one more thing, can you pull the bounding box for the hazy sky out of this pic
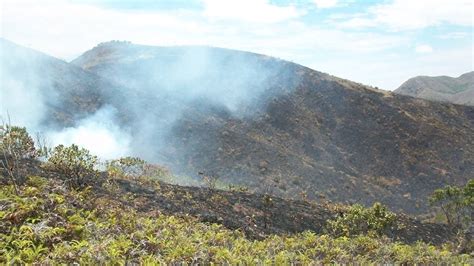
[1,0,472,90]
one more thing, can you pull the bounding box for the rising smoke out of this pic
[1,38,293,165]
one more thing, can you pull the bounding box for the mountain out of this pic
[395,72,474,106]
[2,39,473,216]
[71,41,474,215]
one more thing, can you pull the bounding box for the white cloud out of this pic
[0,0,471,91]
[308,45,472,90]
[415,45,434,53]
[371,0,472,30]
[438,32,470,40]
[0,0,404,60]
[202,0,301,23]
[336,0,473,30]
[314,0,338,9]
[337,17,376,28]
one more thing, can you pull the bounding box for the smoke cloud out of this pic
[1,39,293,166]
[48,106,132,160]
[1,39,49,129]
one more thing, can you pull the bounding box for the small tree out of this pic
[1,125,38,159]
[198,171,219,190]
[107,156,146,181]
[143,163,170,180]
[46,144,98,188]
[429,180,473,231]
[0,125,38,194]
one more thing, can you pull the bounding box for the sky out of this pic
[0,0,472,90]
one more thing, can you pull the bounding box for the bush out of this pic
[0,179,471,264]
[0,125,38,194]
[106,157,171,189]
[429,180,473,231]
[45,144,98,188]
[0,125,38,159]
[326,202,396,237]
[107,156,146,180]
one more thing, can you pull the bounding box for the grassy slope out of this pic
[0,159,471,264]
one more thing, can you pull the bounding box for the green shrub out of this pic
[0,125,38,160]
[106,157,172,190]
[106,156,146,180]
[429,180,473,231]
[326,202,396,237]
[0,177,471,264]
[45,144,98,188]
[0,125,39,194]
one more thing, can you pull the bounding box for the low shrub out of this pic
[45,144,98,188]
[326,202,396,237]
[0,125,38,193]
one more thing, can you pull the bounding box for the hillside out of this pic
[2,39,473,216]
[71,41,474,215]
[1,154,470,264]
[395,72,474,106]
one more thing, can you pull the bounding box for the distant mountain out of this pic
[71,41,474,215]
[395,72,474,106]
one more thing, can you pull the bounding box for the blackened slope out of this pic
[166,68,474,215]
[72,42,474,215]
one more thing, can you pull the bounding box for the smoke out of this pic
[74,42,291,163]
[0,39,49,129]
[1,39,293,166]
[48,106,132,160]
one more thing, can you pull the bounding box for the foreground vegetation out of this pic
[1,125,472,263]
[0,177,471,264]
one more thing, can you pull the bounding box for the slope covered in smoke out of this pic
[395,72,474,106]
[1,38,110,128]
[0,39,134,158]
[71,41,305,162]
[71,41,474,215]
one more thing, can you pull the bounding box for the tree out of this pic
[198,171,219,190]
[429,180,473,231]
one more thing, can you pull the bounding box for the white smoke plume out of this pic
[47,106,131,160]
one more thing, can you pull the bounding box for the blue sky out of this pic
[1,0,472,89]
